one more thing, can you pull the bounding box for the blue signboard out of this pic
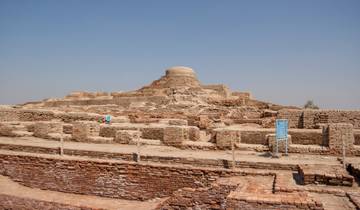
[276,119,288,140]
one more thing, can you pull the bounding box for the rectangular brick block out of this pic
[115,130,141,144]
[323,123,354,154]
[72,121,100,142]
[33,121,63,139]
[163,126,186,146]
[215,129,241,149]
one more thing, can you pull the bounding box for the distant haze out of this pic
[0,0,359,109]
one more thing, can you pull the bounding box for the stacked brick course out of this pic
[157,185,235,209]
[278,109,360,129]
[72,121,100,142]
[323,123,354,154]
[33,121,63,139]
[215,128,241,149]
[0,152,264,201]
[298,164,353,186]
[0,123,16,137]
[278,109,303,128]
[239,129,272,145]
[168,119,188,126]
[0,194,95,210]
[115,130,141,144]
[354,130,360,145]
[163,126,186,146]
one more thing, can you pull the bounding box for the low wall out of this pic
[113,96,170,107]
[0,152,251,201]
[202,84,231,98]
[44,99,115,107]
[289,129,323,145]
[354,130,360,145]
[226,198,321,210]
[277,109,303,128]
[0,194,92,210]
[0,109,55,122]
[156,185,235,209]
[303,110,360,129]
[0,108,102,123]
[222,128,323,146]
[278,109,360,129]
[239,129,273,145]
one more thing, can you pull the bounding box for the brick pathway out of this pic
[0,136,342,166]
[310,193,356,210]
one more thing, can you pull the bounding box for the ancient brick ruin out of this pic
[0,66,359,209]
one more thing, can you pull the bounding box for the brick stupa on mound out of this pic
[140,66,201,90]
[133,66,209,104]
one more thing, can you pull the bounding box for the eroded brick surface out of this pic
[299,164,353,186]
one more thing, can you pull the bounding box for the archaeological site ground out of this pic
[0,66,359,210]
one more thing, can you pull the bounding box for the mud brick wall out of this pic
[298,165,353,186]
[289,129,323,145]
[0,108,104,123]
[33,121,63,138]
[278,109,360,129]
[187,126,200,141]
[56,112,102,123]
[215,129,242,148]
[237,129,273,145]
[202,84,231,98]
[168,119,188,126]
[44,99,114,107]
[354,130,360,145]
[115,130,141,144]
[216,128,323,146]
[18,110,56,121]
[226,199,321,210]
[163,126,186,146]
[63,124,73,134]
[0,109,55,122]
[99,124,165,140]
[156,185,236,210]
[0,123,16,137]
[113,96,170,107]
[140,127,164,140]
[231,91,251,100]
[99,125,129,137]
[303,110,320,129]
[0,194,95,210]
[72,121,100,141]
[303,110,360,129]
[323,123,354,154]
[0,153,245,201]
[0,143,298,170]
[277,109,303,128]
[0,109,20,121]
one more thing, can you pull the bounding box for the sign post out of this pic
[342,130,346,169]
[136,130,141,162]
[60,131,64,156]
[275,119,289,157]
[231,139,235,170]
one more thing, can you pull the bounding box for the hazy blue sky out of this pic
[0,0,359,109]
